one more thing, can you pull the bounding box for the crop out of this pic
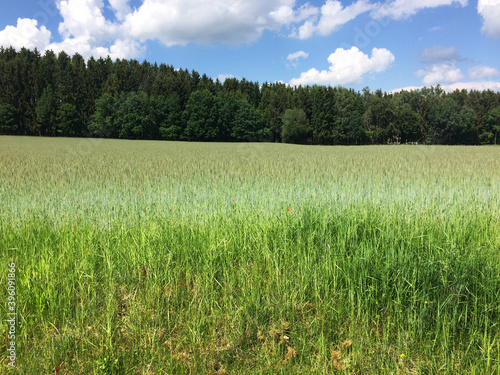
[1,136,499,373]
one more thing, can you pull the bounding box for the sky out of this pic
[1,0,500,93]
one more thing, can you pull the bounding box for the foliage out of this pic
[89,93,117,138]
[182,89,220,141]
[429,97,477,144]
[485,106,500,144]
[55,103,81,137]
[0,103,18,134]
[1,47,500,144]
[231,98,268,141]
[281,108,310,144]
[157,94,183,140]
[116,91,157,140]
[398,103,422,143]
[36,85,59,136]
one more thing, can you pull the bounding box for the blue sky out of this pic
[1,0,499,92]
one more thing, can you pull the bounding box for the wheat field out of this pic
[1,136,499,374]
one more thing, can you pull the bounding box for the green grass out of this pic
[1,136,499,374]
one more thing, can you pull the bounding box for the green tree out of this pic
[398,103,422,143]
[281,108,310,144]
[231,99,267,142]
[485,106,500,145]
[9,48,42,134]
[429,97,477,144]
[258,83,288,142]
[39,50,58,90]
[363,91,399,144]
[116,92,156,139]
[36,85,59,136]
[217,92,238,141]
[55,103,81,136]
[182,90,219,141]
[156,94,184,140]
[0,104,18,134]
[310,86,335,144]
[89,93,117,138]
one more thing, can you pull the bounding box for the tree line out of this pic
[1,47,500,145]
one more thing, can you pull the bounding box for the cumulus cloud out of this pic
[373,0,468,20]
[287,50,309,62]
[40,0,143,59]
[420,45,463,63]
[57,0,118,40]
[444,81,500,91]
[124,0,298,46]
[270,2,318,25]
[315,0,374,36]
[45,36,145,60]
[0,0,484,62]
[296,20,316,39]
[392,81,500,93]
[214,73,237,82]
[468,65,500,80]
[0,18,51,51]
[478,0,500,37]
[289,46,395,86]
[416,45,467,86]
[109,0,132,21]
[292,0,374,39]
[287,50,309,68]
[0,0,309,59]
[46,0,142,59]
[416,63,464,85]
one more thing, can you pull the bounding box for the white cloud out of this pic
[287,50,309,68]
[293,0,374,39]
[45,36,94,57]
[57,0,118,40]
[445,81,500,91]
[468,65,500,80]
[287,50,309,62]
[270,2,319,25]
[478,0,500,37]
[315,0,374,36]
[0,18,51,51]
[48,0,147,59]
[2,0,311,59]
[0,0,483,64]
[373,0,468,20]
[45,37,144,60]
[296,3,321,22]
[296,20,316,39]
[289,46,395,86]
[107,39,146,59]
[109,0,132,21]
[214,73,237,82]
[390,85,426,93]
[392,81,500,93]
[420,45,462,63]
[289,0,471,39]
[416,63,464,85]
[44,0,139,59]
[271,5,296,24]
[124,0,298,46]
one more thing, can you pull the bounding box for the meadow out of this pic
[0,136,499,374]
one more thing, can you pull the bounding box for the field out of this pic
[1,136,499,374]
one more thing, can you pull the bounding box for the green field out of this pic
[1,136,499,374]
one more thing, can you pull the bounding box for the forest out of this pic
[1,47,500,145]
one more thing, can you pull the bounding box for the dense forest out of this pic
[1,47,500,145]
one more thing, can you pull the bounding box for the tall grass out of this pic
[1,136,499,374]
